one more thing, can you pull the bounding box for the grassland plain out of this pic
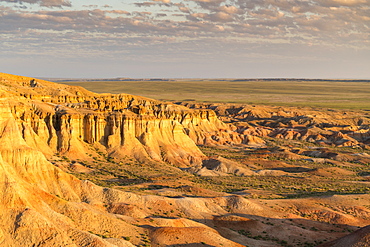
[58,79,370,110]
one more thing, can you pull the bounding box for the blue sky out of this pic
[0,0,369,79]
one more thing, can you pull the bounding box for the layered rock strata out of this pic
[0,73,251,246]
[1,73,255,167]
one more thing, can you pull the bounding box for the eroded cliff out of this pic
[0,73,253,246]
[1,72,250,168]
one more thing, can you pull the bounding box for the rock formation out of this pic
[1,73,243,168]
[0,72,258,246]
[180,102,370,148]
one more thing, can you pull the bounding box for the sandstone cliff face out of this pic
[0,104,244,246]
[0,73,257,246]
[1,73,248,167]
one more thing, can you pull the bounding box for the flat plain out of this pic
[58,79,370,110]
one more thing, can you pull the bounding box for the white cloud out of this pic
[0,0,71,7]
[153,0,171,3]
[0,0,369,78]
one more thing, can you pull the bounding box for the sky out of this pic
[0,0,369,79]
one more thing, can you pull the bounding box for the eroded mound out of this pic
[318,225,370,247]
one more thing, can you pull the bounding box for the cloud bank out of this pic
[0,0,369,78]
[1,0,71,7]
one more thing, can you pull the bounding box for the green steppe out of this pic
[58,79,370,110]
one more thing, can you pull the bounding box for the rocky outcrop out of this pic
[0,73,262,246]
[1,73,252,167]
[180,102,370,148]
[0,104,246,246]
[188,156,255,176]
